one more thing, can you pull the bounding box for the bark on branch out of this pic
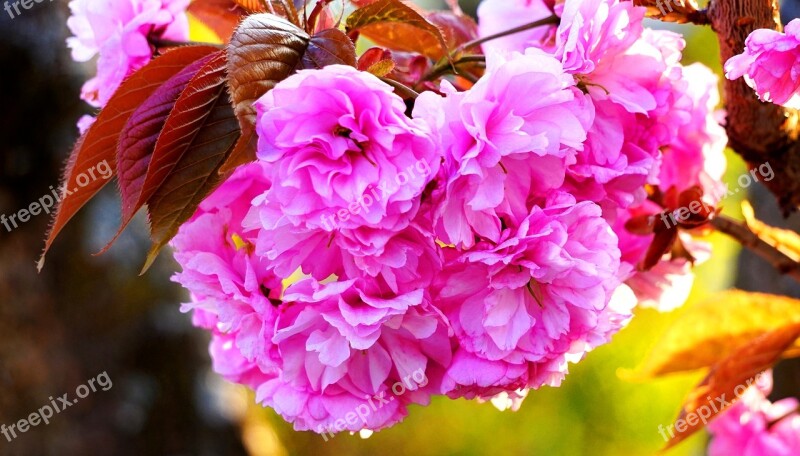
[711,214,800,282]
[708,0,800,214]
[633,0,710,25]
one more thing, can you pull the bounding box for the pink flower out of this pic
[67,0,190,108]
[77,114,96,134]
[709,370,800,456]
[476,0,557,55]
[612,203,712,312]
[257,279,452,433]
[555,0,645,77]
[725,19,800,109]
[173,163,452,435]
[171,162,283,369]
[253,65,439,245]
[611,63,726,311]
[659,63,728,203]
[433,194,626,398]
[558,20,688,214]
[208,327,275,392]
[562,98,659,213]
[245,196,442,295]
[413,50,593,248]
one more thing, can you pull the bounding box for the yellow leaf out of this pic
[662,322,800,450]
[742,200,800,262]
[631,290,800,379]
[188,15,224,44]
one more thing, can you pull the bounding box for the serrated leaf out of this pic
[38,45,219,271]
[218,130,257,175]
[345,0,450,60]
[226,14,356,169]
[302,29,358,69]
[100,53,217,255]
[227,14,307,134]
[632,290,800,379]
[663,323,800,450]
[427,10,479,53]
[142,52,241,272]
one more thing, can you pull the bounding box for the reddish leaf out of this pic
[387,51,431,88]
[302,28,358,69]
[218,130,257,175]
[358,47,395,76]
[38,45,219,271]
[226,14,356,168]
[350,0,381,6]
[641,227,677,270]
[358,47,391,70]
[624,213,657,235]
[187,0,249,42]
[233,0,267,12]
[345,0,450,60]
[427,10,479,53]
[663,322,800,450]
[142,52,241,271]
[101,54,217,254]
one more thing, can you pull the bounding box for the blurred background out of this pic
[1,0,799,455]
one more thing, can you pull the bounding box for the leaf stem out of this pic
[711,214,800,282]
[422,54,485,82]
[307,0,333,32]
[279,0,302,28]
[421,15,558,83]
[151,39,223,49]
[380,77,419,100]
[455,14,559,55]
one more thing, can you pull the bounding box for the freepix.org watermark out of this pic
[655,0,686,15]
[320,159,433,231]
[1,371,113,443]
[317,368,428,441]
[654,162,775,230]
[3,0,54,20]
[1,159,112,234]
[657,371,769,442]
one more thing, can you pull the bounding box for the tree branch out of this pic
[632,0,710,25]
[707,0,800,214]
[711,214,800,282]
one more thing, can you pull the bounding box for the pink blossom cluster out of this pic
[726,19,800,109]
[708,370,800,456]
[171,0,728,434]
[67,0,190,130]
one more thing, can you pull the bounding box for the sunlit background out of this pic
[1,1,798,455]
